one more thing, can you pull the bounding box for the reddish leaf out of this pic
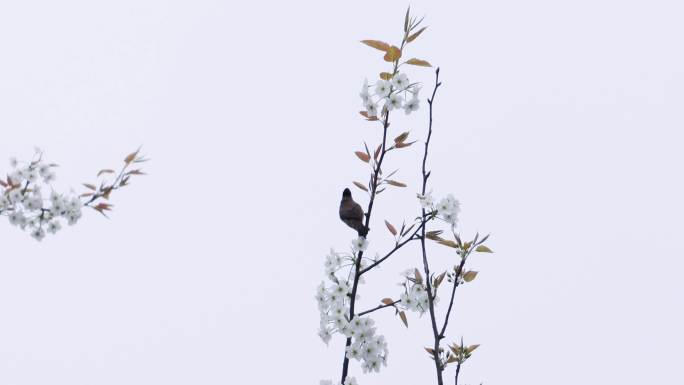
[359,111,379,121]
[355,151,371,163]
[385,220,397,236]
[395,140,416,148]
[394,131,409,144]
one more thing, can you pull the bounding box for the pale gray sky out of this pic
[1,1,683,384]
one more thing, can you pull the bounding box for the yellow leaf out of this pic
[407,26,427,43]
[381,298,394,306]
[406,58,432,67]
[437,239,459,248]
[466,344,480,354]
[353,181,368,192]
[361,39,390,51]
[476,245,493,253]
[380,72,393,80]
[386,180,407,187]
[383,45,402,62]
[463,271,478,282]
[450,344,461,355]
[354,151,370,163]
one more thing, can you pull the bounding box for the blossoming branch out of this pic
[0,147,148,241]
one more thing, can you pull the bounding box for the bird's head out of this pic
[342,188,352,199]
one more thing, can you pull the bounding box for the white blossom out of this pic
[365,101,378,118]
[386,94,403,111]
[410,85,422,98]
[436,193,460,226]
[390,72,409,90]
[360,78,371,104]
[318,327,333,345]
[351,236,369,253]
[8,188,23,203]
[8,211,25,226]
[30,227,45,241]
[47,220,61,234]
[403,97,420,114]
[417,190,434,209]
[37,163,51,177]
[374,80,391,98]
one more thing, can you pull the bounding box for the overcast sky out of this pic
[1,1,683,384]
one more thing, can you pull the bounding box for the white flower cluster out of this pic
[360,72,421,117]
[316,247,388,374]
[320,377,358,385]
[418,191,460,227]
[317,249,355,345]
[1,153,82,241]
[342,316,388,373]
[397,269,437,314]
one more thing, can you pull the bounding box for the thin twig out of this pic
[357,300,401,317]
[419,67,444,385]
[439,256,467,339]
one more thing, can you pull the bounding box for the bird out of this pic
[339,188,368,237]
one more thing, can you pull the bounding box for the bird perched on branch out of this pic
[339,188,368,237]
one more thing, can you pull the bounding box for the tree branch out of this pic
[439,257,467,339]
[359,218,431,275]
[357,300,401,317]
[419,67,444,385]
